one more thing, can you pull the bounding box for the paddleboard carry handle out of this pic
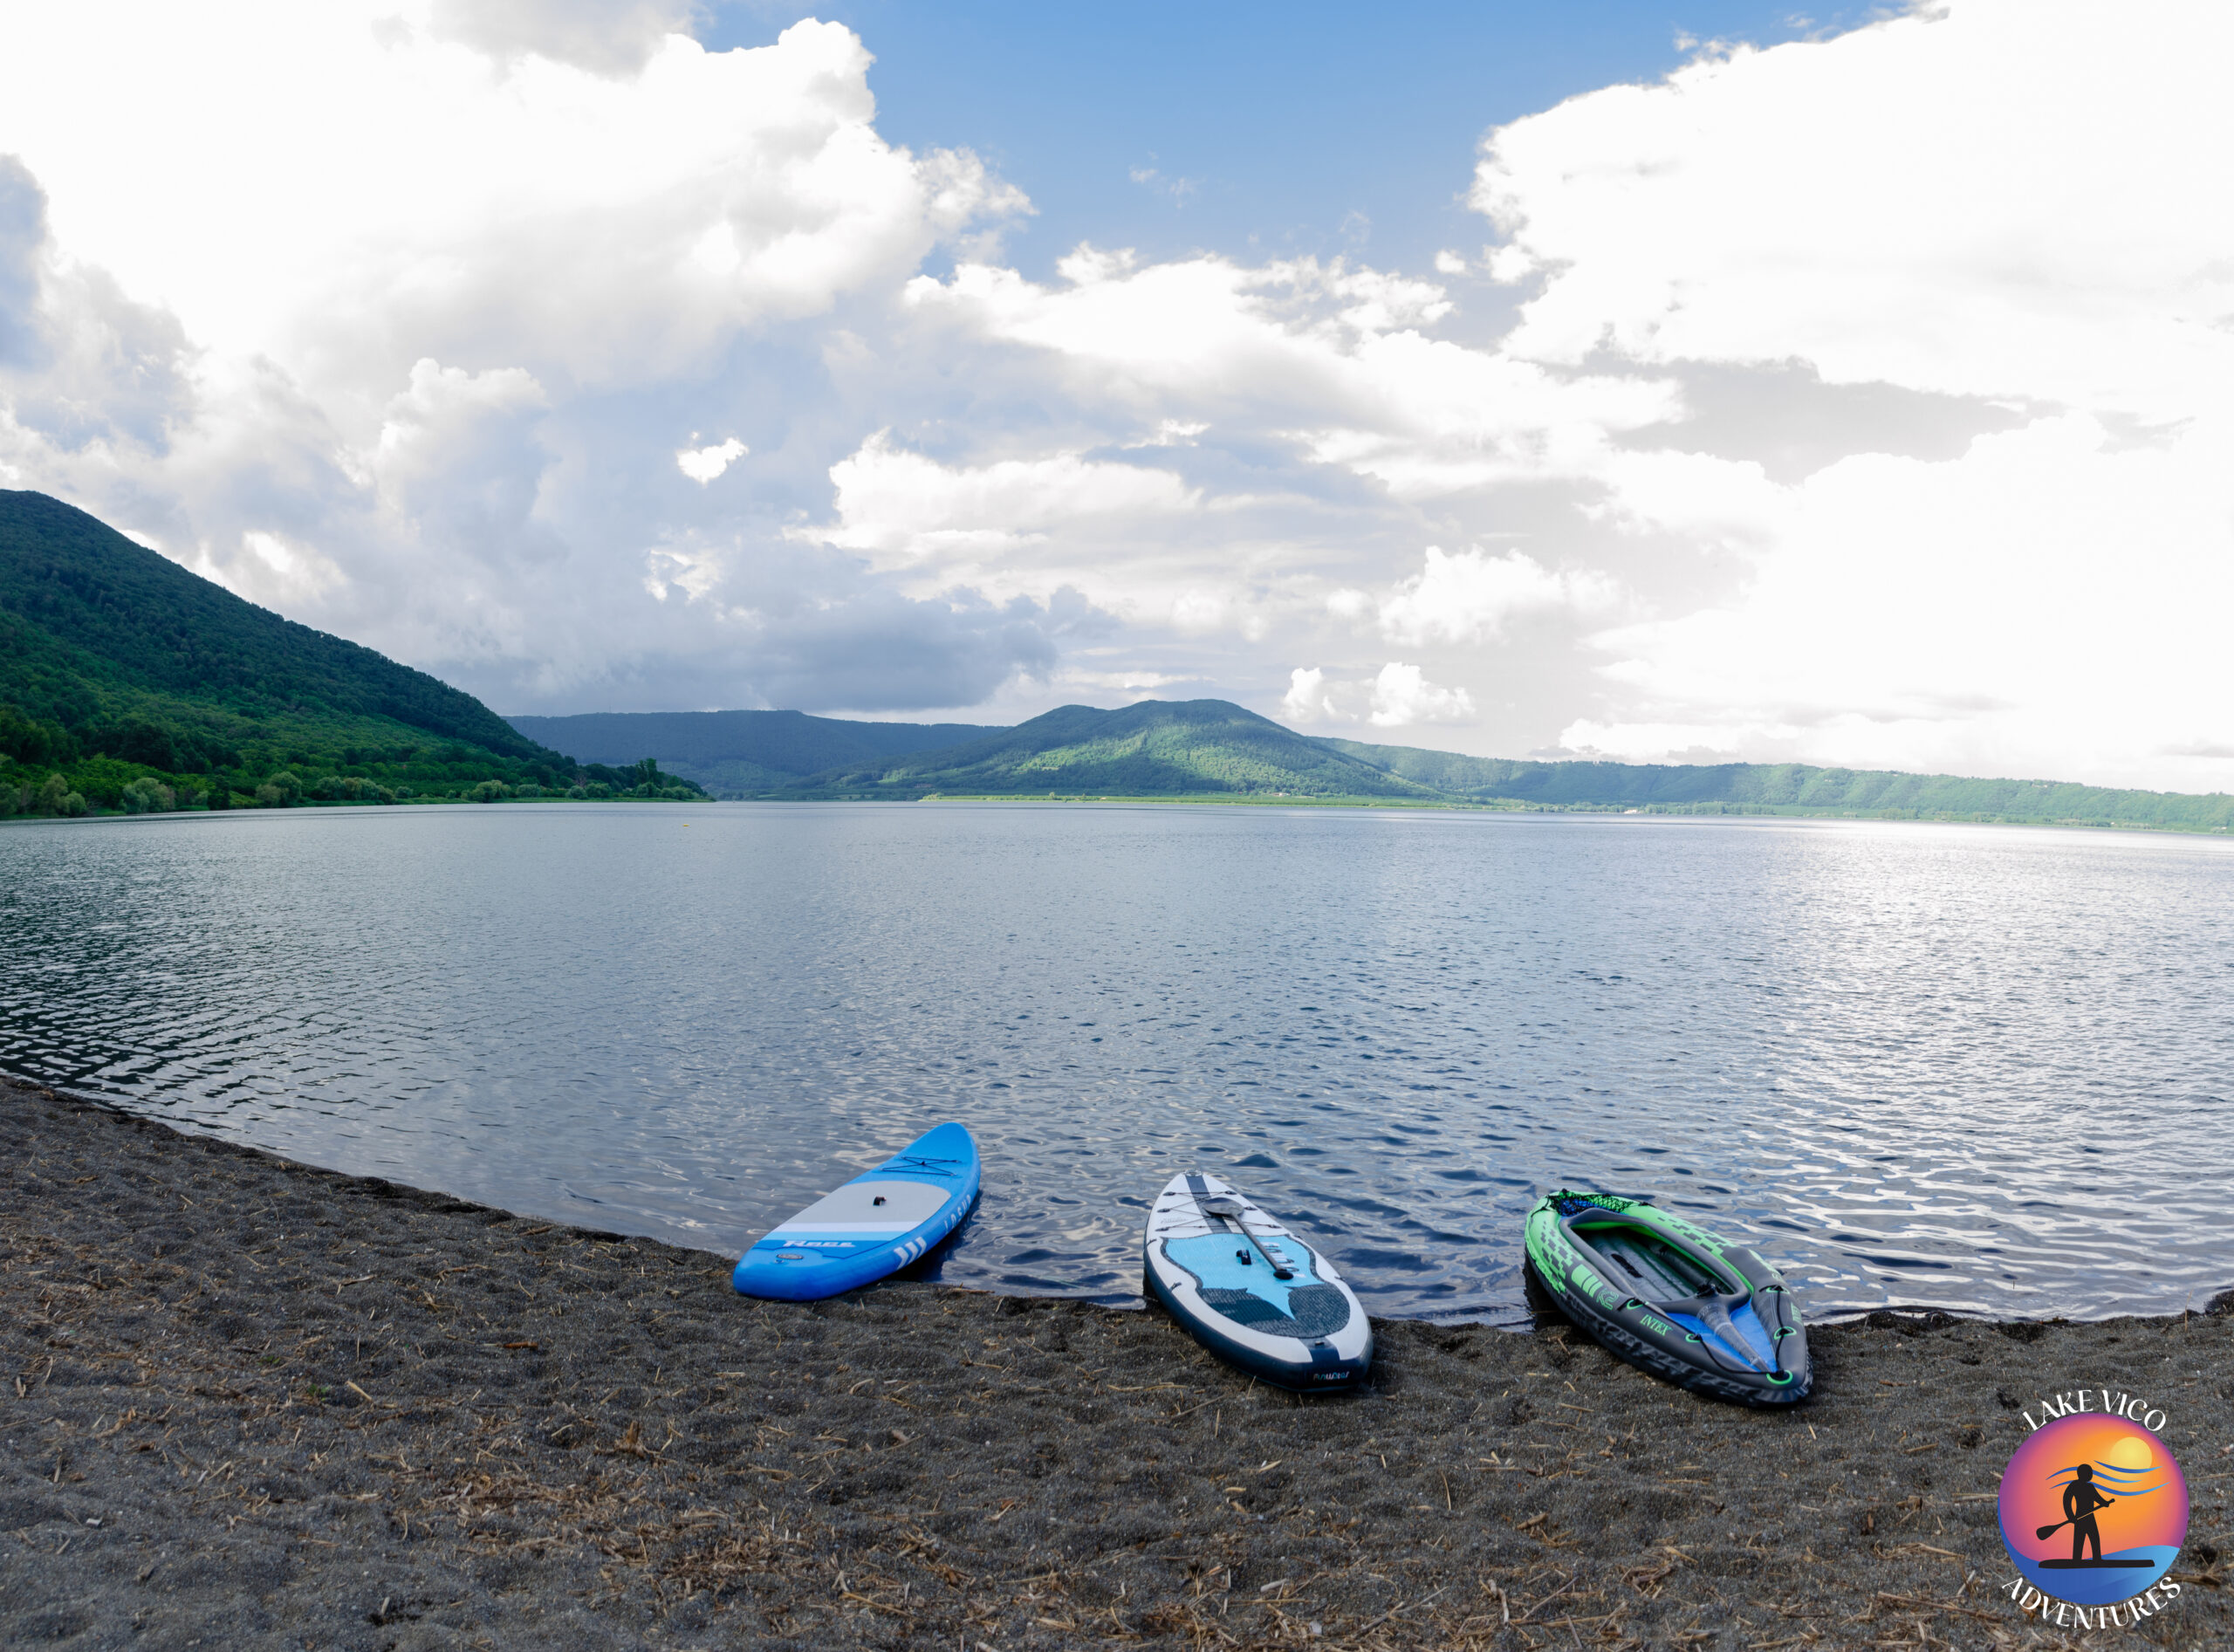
[1199,1196,1296,1279]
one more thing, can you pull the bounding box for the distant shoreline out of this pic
[908,794,2234,834]
[14,790,2234,840]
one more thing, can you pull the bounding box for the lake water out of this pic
[3,803,2230,1323]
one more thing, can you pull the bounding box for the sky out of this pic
[2,0,2231,790]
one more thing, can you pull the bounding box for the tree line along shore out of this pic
[0,730,702,820]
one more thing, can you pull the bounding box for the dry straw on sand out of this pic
[3,1077,2228,1649]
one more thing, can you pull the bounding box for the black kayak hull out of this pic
[1524,1192,1811,1408]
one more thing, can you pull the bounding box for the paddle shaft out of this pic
[2036,1496,2116,1541]
[1197,1195,1297,1278]
[1223,1215,1294,1278]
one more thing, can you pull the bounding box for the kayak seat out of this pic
[1525,1189,1811,1407]
[1572,1219,1737,1299]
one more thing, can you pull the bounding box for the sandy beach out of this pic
[3,1076,2227,1650]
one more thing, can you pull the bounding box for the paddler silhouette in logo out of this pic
[1998,1412,2188,1607]
[2045,1463,2114,1562]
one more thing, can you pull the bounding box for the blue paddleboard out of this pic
[732,1122,980,1301]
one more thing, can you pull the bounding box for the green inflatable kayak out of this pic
[1523,1190,1810,1407]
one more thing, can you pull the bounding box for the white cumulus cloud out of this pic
[0,7,1038,715]
[1369,662,1475,727]
[1464,0,2234,785]
[1477,3,2234,416]
[676,437,747,484]
[1281,666,1335,724]
[3,0,2231,784]
[1374,545,1616,646]
[807,431,1198,579]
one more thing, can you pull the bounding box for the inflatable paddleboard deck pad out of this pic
[1144,1173,1372,1391]
[1524,1190,1810,1407]
[733,1122,979,1302]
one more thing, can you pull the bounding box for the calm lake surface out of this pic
[3,803,2230,1322]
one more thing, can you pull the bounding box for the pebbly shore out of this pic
[2,1076,2228,1650]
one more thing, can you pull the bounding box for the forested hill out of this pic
[775,700,1436,800]
[584,695,2231,829]
[0,490,698,813]
[2,491,537,756]
[13,483,2223,833]
[508,709,1004,795]
[1319,737,2234,832]
[534,696,2233,830]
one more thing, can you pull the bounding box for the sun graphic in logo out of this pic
[1998,1414,2189,1607]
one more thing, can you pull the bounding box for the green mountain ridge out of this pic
[505,709,1004,795]
[10,489,2228,833]
[1317,738,2234,830]
[778,699,1436,800]
[0,490,701,813]
[535,699,2233,833]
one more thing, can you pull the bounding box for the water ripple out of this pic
[3,803,2231,1321]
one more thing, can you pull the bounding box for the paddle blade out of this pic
[2035,1522,2063,1540]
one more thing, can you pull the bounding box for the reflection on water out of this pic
[3,803,2230,1322]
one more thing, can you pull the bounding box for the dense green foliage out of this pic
[771,700,1436,800]
[0,490,702,816]
[507,708,1003,795]
[2,490,537,751]
[1319,738,2234,831]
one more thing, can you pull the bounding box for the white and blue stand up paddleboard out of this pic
[1143,1172,1372,1391]
[732,1122,980,1302]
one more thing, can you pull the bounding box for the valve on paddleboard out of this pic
[732,1122,981,1302]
